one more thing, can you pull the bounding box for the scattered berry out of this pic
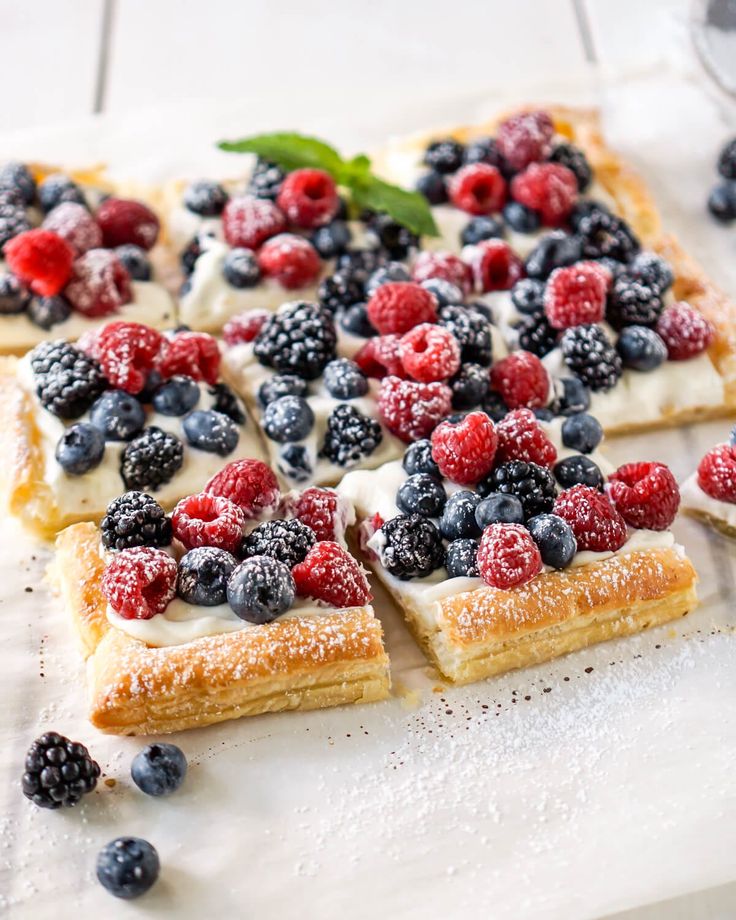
[497,110,554,171]
[222,194,286,249]
[489,350,549,409]
[430,411,497,484]
[553,485,627,552]
[697,444,736,502]
[515,310,558,358]
[257,233,321,289]
[131,743,187,796]
[318,271,364,314]
[172,492,245,553]
[227,555,295,623]
[365,262,412,297]
[0,197,30,247]
[320,404,383,467]
[277,168,339,228]
[3,229,74,297]
[222,247,261,288]
[527,513,577,569]
[630,251,674,293]
[707,182,736,222]
[553,375,591,416]
[0,162,35,204]
[97,321,164,394]
[102,546,177,619]
[511,278,544,315]
[0,272,30,314]
[257,373,308,408]
[177,546,237,606]
[608,461,679,531]
[223,309,269,346]
[97,198,160,250]
[560,323,622,391]
[366,281,438,336]
[543,261,609,330]
[655,302,714,360]
[22,732,100,810]
[495,407,557,466]
[467,238,524,292]
[101,492,172,551]
[292,541,371,606]
[448,163,506,215]
[254,302,337,380]
[510,162,578,226]
[64,249,132,316]
[574,205,639,261]
[27,295,71,329]
[96,837,159,900]
[379,514,445,580]
[121,427,184,492]
[503,201,541,234]
[476,522,542,589]
[247,158,285,201]
[416,170,448,204]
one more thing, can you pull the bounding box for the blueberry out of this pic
[131,743,187,796]
[152,375,200,416]
[180,235,204,275]
[365,262,411,297]
[554,455,604,490]
[439,490,482,540]
[227,555,295,623]
[323,358,368,399]
[0,273,30,314]
[278,443,313,483]
[335,248,386,284]
[396,473,446,517]
[475,492,525,528]
[37,173,85,213]
[481,390,509,422]
[96,837,160,899]
[527,513,577,569]
[0,162,35,204]
[416,170,448,205]
[707,182,736,223]
[257,373,308,408]
[525,230,582,279]
[402,440,440,477]
[420,278,464,307]
[461,215,504,246]
[138,369,163,403]
[423,138,465,174]
[554,376,590,416]
[340,302,376,338]
[223,247,261,288]
[451,363,489,409]
[115,244,152,281]
[90,390,146,441]
[177,546,238,606]
[183,409,240,455]
[55,423,105,475]
[183,179,228,216]
[311,220,352,258]
[616,325,667,372]
[561,413,603,454]
[503,202,541,234]
[533,407,555,421]
[366,214,418,260]
[27,294,72,329]
[445,538,480,578]
[510,278,545,315]
[464,137,504,168]
[263,395,314,443]
[730,424,736,446]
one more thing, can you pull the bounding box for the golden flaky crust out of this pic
[51,523,390,734]
[682,506,736,539]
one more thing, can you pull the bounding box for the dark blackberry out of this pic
[366,213,419,260]
[30,341,107,419]
[402,439,440,478]
[515,311,558,358]
[450,363,489,409]
[549,143,592,191]
[22,732,100,809]
[379,514,445,580]
[416,171,448,205]
[524,230,582,279]
[575,207,640,262]
[183,180,228,216]
[0,162,36,204]
[121,427,184,491]
[253,301,337,380]
[101,491,172,551]
[560,323,622,392]
[0,272,30,315]
[320,404,382,468]
[479,461,556,519]
[606,275,663,328]
[318,272,364,314]
[510,278,545,315]
[481,390,509,422]
[247,158,285,200]
[717,138,736,180]
[207,382,246,423]
[437,305,493,365]
[423,138,465,174]
[0,198,31,246]
[241,518,315,568]
[37,173,85,212]
[630,251,674,293]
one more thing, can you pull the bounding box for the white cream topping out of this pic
[680,469,736,526]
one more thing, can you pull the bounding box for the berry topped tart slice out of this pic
[0,161,175,355]
[680,426,736,537]
[0,321,264,538]
[338,407,697,683]
[51,461,389,734]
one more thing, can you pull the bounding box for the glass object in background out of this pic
[692,0,736,94]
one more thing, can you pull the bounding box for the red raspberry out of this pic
[466,239,524,292]
[448,163,507,215]
[510,162,578,226]
[607,462,680,531]
[63,249,132,316]
[257,234,321,289]
[222,195,286,249]
[3,229,74,297]
[399,323,461,382]
[42,202,102,255]
[223,310,270,346]
[290,486,351,542]
[360,513,384,560]
[553,485,628,552]
[496,110,554,171]
[411,251,473,296]
[490,351,549,409]
[697,444,736,502]
[354,334,407,379]
[97,321,164,394]
[544,261,610,330]
[292,541,372,607]
[477,523,542,589]
[655,302,714,360]
[101,547,177,620]
[158,331,221,384]
[495,408,557,466]
[430,411,497,484]
[96,197,160,250]
[276,168,339,229]
[172,492,245,554]
[377,375,452,443]
[205,458,281,519]
[366,282,438,335]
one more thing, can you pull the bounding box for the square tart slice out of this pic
[680,433,736,537]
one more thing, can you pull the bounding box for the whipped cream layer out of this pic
[680,470,736,528]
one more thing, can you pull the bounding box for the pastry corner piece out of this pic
[680,427,736,538]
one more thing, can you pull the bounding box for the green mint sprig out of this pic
[217,132,439,238]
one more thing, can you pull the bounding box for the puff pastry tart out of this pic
[680,426,736,537]
[0,161,175,355]
[0,321,266,538]
[338,407,697,683]
[51,463,389,734]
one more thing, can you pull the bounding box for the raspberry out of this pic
[411,251,473,296]
[223,310,269,346]
[495,407,557,466]
[292,541,372,607]
[97,322,163,394]
[553,485,628,552]
[101,547,177,620]
[366,282,438,335]
[3,229,74,296]
[42,202,102,255]
[476,523,542,589]
[377,375,452,443]
[276,168,339,229]
[399,323,461,382]
[257,233,321,289]
[489,351,549,409]
[222,195,286,249]
[64,249,132,317]
[697,444,736,502]
[430,410,497,484]
[448,163,506,215]
[205,458,280,519]
[96,198,160,250]
[354,334,407,379]
[158,331,220,385]
[496,110,554,171]
[466,239,524,292]
[172,492,245,554]
[510,163,578,226]
[655,302,714,360]
[290,486,351,543]
[607,462,680,531]
[544,261,610,330]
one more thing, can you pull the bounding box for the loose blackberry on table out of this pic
[101,491,172,551]
[321,404,383,467]
[22,732,100,809]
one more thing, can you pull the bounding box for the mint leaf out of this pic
[218,133,344,176]
[352,175,439,237]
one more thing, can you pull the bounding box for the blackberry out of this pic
[575,207,640,262]
[606,276,663,328]
[379,514,445,580]
[630,251,674,293]
[208,382,246,423]
[101,491,172,551]
[717,138,736,180]
[365,213,418,259]
[481,390,509,422]
[318,272,365,313]
[423,138,465,174]
[121,427,184,491]
[320,404,382,467]
[402,439,440,478]
[560,323,622,392]
[510,278,545,315]
[183,180,228,216]
[0,162,36,204]
[22,732,100,809]
[0,198,31,246]
[549,143,592,191]
[253,301,337,380]
[247,158,285,200]
[438,305,493,365]
[416,170,448,205]
[241,519,315,568]
[524,230,582,279]
[479,461,556,519]
[30,341,107,419]
[515,311,558,358]
[450,362,489,409]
